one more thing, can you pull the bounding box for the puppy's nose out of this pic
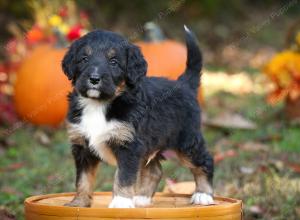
[89,75,100,85]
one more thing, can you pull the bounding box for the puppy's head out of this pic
[62,30,147,100]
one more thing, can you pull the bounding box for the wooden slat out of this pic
[25,192,242,220]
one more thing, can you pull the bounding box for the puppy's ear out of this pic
[62,40,80,81]
[126,44,147,87]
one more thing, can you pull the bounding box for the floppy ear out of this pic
[126,44,147,87]
[62,40,81,81]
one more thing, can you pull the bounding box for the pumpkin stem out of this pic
[143,22,165,42]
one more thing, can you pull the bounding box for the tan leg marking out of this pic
[112,169,135,197]
[190,167,213,194]
[135,159,162,197]
[109,169,135,208]
[65,164,99,207]
[176,152,213,194]
[176,152,214,205]
[134,158,162,207]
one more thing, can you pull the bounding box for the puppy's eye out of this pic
[109,58,118,66]
[80,56,88,63]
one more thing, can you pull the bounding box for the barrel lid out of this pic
[25,192,242,219]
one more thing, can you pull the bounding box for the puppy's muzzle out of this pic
[87,89,100,98]
[89,74,100,85]
[87,73,102,98]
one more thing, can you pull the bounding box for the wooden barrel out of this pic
[24,192,242,220]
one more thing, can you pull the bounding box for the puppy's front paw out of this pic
[191,192,214,205]
[109,196,135,208]
[64,196,91,207]
[133,196,152,207]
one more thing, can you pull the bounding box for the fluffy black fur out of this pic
[63,27,214,207]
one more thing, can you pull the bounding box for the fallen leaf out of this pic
[204,112,257,130]
[285,162,300,173]
[202,71,255,95]
[34,130,51,145]
[249,205,263,216]
[0,207,15,220]
[258,164,271,173]
[240,166,255,174]
[257,134,282,142]
[214,149,237,163]
[222,182,240,196]
[238,141,269,152]
[0,162,24,172]
[163,179,195,194]
[1,186,23,197]
[269,159,284,171]
[296,207,300,217]
[214,138,235,151]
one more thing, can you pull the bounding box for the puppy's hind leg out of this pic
[134,158,162,207]
[65,144,100,207]
[190,166,214,205]
[177,133,214,205]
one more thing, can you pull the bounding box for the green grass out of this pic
[275,126,300,153]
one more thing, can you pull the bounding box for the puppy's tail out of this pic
[178,25,202,92]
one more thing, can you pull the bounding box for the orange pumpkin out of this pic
[14,44,71,126]
[135,23,204,104]
[136,40,187,79]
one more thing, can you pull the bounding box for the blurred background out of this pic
[0,0,300,219]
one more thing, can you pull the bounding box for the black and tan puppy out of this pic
[62,26,214,208]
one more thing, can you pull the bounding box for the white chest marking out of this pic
[68,97,134,166]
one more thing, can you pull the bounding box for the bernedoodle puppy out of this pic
[62,26,214,208]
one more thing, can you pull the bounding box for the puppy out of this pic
[62,26,214,208]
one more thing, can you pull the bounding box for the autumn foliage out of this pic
[264,32,300,104]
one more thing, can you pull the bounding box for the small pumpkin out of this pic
[135,22,204,104]
[14,44,71,126]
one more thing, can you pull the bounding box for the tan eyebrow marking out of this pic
[85,46,93,55]
[107,48,116,58]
